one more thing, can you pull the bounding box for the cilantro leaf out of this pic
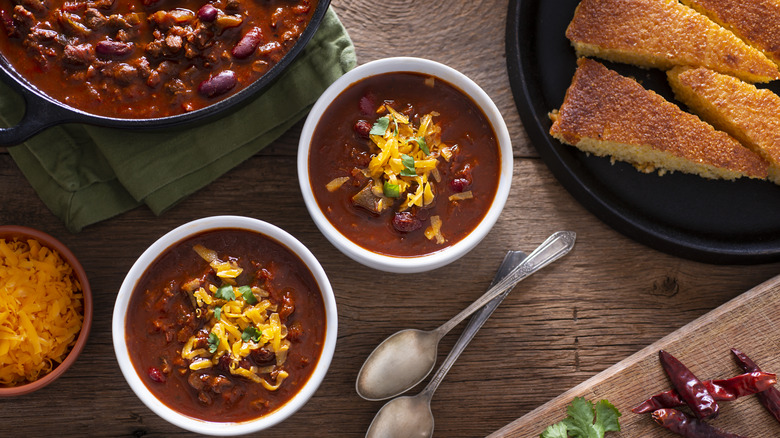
[207,332,219,353]
[239,285,257,304]
[594,400,621,433]
[540,422,568,438]
[562,397,595,437]
[383,181,400,198]
[214,306,222,321]
[417,136,430,155]
[400,154,416,176]
[370,116,390,136]
[541,397,621,438]
[215,285,235,301]
[242,326,262,343]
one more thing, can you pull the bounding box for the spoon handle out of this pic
[419,250,526,399]
[435,231,576,338]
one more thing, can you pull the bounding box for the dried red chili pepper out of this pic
[659,350,719,419]
[632,371,778,413]
[651,409,747,438]
[731,348,780,423]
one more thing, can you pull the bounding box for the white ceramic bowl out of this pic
[112,216,337,436]
[298,57,513,273]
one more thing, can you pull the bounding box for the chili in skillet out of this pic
[0,0,317,118]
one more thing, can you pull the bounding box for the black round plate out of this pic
[506,0,780,264]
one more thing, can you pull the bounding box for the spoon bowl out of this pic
[366,394,434,438]
[356,329,440,401]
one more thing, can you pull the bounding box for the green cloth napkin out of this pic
[2,8,356,233]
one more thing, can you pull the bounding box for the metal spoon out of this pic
[364,250,526,438]
[356,231,576,401]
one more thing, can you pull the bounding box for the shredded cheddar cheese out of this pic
[181,246,290,390]
[0,238,83,386]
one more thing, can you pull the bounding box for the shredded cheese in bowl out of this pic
[0,237,84,387]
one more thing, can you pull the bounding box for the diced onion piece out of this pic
[440,146,453,161]
[449,191,473,201]
[193,244,218,263]
[424,76,435,87]
[325,177,350,192]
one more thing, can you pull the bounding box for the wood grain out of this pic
[490,275,780,437]
[1,0,780,437]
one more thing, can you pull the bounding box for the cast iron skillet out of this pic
[506,0,780,264]
[0,0,331,146]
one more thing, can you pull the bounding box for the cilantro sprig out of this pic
[400,154,416,177]
[370,116,390,136]
[540,398,621,438]
[242,326,262,343]
[417,136,430,155]
[215,285,235,301]
[239,285,257,304]
[207,332,220,353]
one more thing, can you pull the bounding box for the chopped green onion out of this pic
[369,116,390,136]
[400,154,416,176]
[383,181,400,198]
[417,136,430,155]
[242,326,262,343]
[240,285,257,304]
[215,285,235,301]
[207,332,219,353]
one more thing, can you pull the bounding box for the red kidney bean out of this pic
[198,70,237,98]
[450,178,470,193]
[96,40,133,59]
[197,4,219,22]
[148,367,166,383]
[359,93,376,115]
[392,212,422,232]
[231,26,263,59]
[354,120,371,138]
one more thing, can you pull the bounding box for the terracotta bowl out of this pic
[0,225,93,396]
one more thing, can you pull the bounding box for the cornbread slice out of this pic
[566,0,780,83]
[679,0,780,66]
[668,66,780,183]
[549,58,768,181]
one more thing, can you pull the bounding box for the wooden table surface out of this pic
[2,0,780,437]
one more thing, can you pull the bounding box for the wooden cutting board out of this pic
[489,274,780,437]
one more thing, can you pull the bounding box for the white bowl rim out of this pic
[112,215,337,436]
[297,56,513,273]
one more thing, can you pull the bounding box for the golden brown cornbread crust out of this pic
[566,0,780,83]
[679,0,780,66]
[549,58,768,180]
[668,66,780,183]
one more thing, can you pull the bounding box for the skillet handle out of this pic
[0,88,74,147]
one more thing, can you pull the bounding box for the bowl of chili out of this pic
[0,225,92,396]
[112,216,337,435]
[297,57,513,273]
[0,0,330,145]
